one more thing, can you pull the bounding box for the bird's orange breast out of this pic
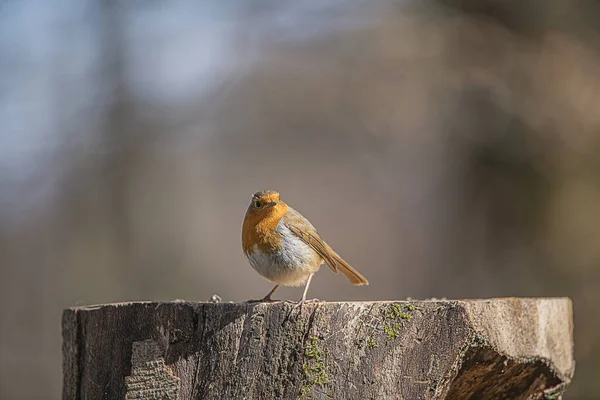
[242,202,289,255]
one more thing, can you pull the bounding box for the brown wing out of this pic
[283,207,339,272]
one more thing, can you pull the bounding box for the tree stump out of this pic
[62,298,574,399]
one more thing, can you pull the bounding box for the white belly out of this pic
[245,221,322,286]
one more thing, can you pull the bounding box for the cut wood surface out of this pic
[62,298,574,399]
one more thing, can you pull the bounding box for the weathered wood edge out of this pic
[62,307,80,400]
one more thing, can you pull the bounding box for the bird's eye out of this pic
[255,201,261,208]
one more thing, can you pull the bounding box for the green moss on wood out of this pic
[299,336,330,399]
[367,332,379,349]
[383,303,415,341]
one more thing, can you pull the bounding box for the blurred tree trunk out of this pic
[98,0,135,262]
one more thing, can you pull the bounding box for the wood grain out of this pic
[62,298,574,399]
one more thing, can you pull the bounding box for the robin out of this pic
[242,189,368,306]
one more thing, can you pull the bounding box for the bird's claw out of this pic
[291,298,320,312]
[292,300,305,313]
[247,295,280,303]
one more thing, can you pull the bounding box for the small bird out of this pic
[242,189,368,306]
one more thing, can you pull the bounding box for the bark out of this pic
[62,298,574,399]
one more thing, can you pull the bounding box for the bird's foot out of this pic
[292,299,305,313]
[247,295,278,303]
[291,298,320,312]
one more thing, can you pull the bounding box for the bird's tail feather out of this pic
[327,248,369,286]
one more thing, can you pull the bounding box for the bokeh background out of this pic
[1,0,599,398]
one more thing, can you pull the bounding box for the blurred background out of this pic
[1,0,599,398]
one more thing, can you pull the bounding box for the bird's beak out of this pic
[266,201,277,208]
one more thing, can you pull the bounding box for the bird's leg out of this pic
[300,274,314,303]
[293,273,315,311]
[261,284,280,302]
[247,284,280,303]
